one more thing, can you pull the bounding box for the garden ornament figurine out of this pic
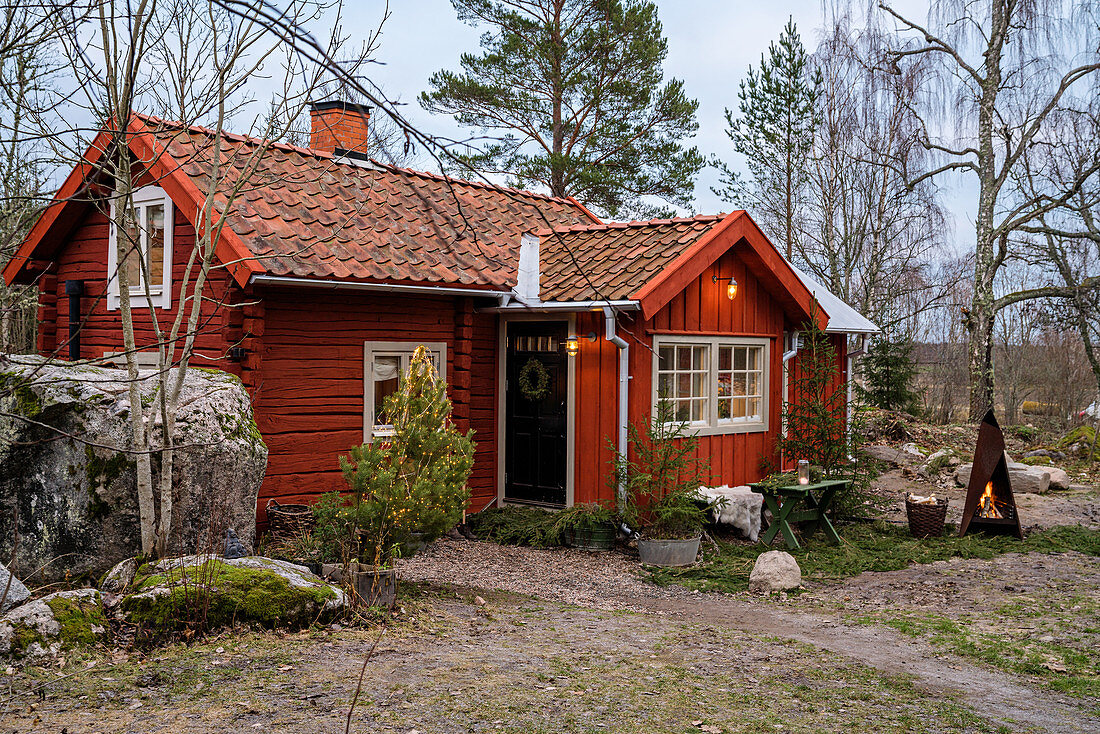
[224,528,249,559]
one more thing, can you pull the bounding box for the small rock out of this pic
[1045,467,1070,490]
[748,551,801,595]
[0,563,30,614]
[0,589,107,659]
[100,557,138,593]
[474,595,486,606]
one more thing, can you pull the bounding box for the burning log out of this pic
[959,410,1023,539]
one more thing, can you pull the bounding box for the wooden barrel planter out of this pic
[266,498,315,540]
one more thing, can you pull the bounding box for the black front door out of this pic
[505,321,568,506]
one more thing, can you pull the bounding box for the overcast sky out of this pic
[342,0,968,247]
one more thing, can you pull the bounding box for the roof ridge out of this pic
[534,213,731,237]
[134,112,583,208]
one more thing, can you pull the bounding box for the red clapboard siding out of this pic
[254,288,499,520]
[43,204,238,371]
[573,242,801,505]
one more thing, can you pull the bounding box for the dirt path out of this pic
[397,537,1100,732]
[640,594,1097,733]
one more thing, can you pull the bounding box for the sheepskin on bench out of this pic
[696,485,762,542]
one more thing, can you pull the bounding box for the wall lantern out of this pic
[712,275,738,300]
[565,332,597,357]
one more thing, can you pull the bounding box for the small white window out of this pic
[363,341,447,441]
[653,335,769,435]
[107,186,173,310]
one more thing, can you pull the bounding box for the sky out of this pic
[340,0,970,247]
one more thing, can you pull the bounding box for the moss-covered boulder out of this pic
[0,355,267,582]
[0,589,108,658]
[121,556,345,636]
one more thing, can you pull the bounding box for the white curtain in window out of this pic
[373,357,400,381]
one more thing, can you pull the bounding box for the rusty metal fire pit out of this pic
[958,409,1023,539]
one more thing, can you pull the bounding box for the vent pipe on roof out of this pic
[516,232,541,304]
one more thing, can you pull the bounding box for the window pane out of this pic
[718,346,731,371]
[121,210,142,286]
[732,397,746,418]
[675,400,690,422]
[693,346,706,369]
[658,373,673,397]
[717,372,731,397]
[734,347,746,370]
[747,398,761,419]
[747,347,760,370]
[373,356,401,432]
[677,373,692,398]
[658,346,674,371]
[677,346,692,370]
[718,398,731,420]
[147,204,165,284]
[746,373,759,397]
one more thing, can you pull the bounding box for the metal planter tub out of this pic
[637,536,701,567]
[566,525,617,551]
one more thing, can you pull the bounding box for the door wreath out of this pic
[518,357,552,401]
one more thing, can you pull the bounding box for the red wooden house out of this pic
[3,103,877,519]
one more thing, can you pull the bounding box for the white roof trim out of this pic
[788,263,880,335]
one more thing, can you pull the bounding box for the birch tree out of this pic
[879,0,1100,420]
[45,0,378,556]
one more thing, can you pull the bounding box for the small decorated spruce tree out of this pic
[341,346,476,565]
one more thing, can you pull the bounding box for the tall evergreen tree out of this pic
[859,332,922,415]
[421,0,703,219]
[713,18,820,257]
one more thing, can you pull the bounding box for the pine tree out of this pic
[341,346,476,564]
[712,17,820,257]
[421,0,703,219]
[860,332,922,415]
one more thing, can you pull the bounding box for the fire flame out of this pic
[977,481,1003,519]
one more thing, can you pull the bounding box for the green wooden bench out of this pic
[748,479,848,550]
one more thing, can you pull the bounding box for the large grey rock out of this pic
[0,355,267,582]
[122,555,345,631]
[863,444,924,467]
[749,550,801,594]
[0,563,29,613]
[0,589,107,658]
[955,460,1051,494]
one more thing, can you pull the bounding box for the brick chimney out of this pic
[309,100,372,156]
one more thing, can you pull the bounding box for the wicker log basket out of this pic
[266,498,315,540]
[905,494,949,539]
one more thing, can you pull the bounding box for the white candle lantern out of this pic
[797,460,810,485]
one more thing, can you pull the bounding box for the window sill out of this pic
[669,422,769,437]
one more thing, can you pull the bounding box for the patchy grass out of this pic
[849,591,1100,702]
[643,523,1100,594]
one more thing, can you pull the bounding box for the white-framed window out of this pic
[363,341,447,441]
[653,335,769,435]
[107,185,173,310]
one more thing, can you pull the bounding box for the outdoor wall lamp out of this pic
[565,332,597,357]
[713,275,738,300]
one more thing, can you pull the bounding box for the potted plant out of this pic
[553,502,618,551]
[338,346,476,608]
[616,400,714,567]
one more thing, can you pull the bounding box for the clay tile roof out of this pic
[142,117,591,290]
[538,215,727,302]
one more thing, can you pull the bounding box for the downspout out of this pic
[602,307,629,508]
[65,280,84,361]
[846,334,868,456]
[780,331,800,469]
